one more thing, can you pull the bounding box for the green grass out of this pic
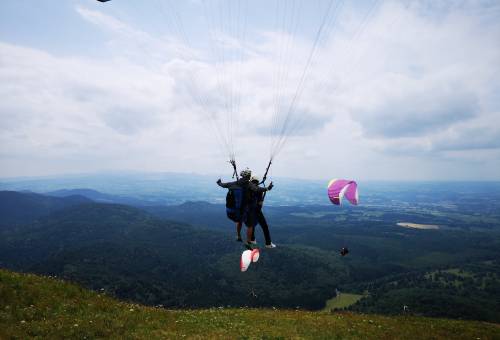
[442,268,473,278]
[323,293,364,311]
[1,269,499,339]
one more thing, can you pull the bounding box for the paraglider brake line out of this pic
[261,159,273,201]
[230,159,239,180]
[261,159,272,184]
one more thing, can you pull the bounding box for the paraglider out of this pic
[340,247,349,256]
[96,1,381,267]
[327,179,359,205]
[328,179,359,257]
[217,168,274,249]
[240,248,260,272]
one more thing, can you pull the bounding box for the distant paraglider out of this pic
[240,248,260,272]
[327,179,359,206]
[340,247,349,256]
[328,179,358,257]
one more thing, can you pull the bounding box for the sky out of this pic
[1,0,499,181]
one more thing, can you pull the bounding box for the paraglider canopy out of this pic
[327,179,358,205]
[240,249,260,272]
[96,0,111,2]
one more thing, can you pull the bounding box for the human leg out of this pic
[257,211,272,245]
[236,221,242,241]
[246,226,254,244]
[244,210,258,246]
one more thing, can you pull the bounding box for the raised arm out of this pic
[248,181,274,193]
[216,178,239,189]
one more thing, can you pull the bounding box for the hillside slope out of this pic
[46,188,151,206]
[0,201,347,309]
[0,191,91,227]
[1,269,498,339]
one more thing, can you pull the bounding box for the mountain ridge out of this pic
[0,191,91,227]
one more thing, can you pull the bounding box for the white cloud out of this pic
[312,1,500,159]
[1,1,500,180]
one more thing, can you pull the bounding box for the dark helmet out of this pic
[240,168,251,179]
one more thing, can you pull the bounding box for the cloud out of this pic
[0,42,182,154]
[320,0,500,157]
[432,114,500,151]
[76,6,128,33]
[354,81,480,138]
[76,6,198,63]
[1,1,500,180]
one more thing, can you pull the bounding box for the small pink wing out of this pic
[240,250,252,272]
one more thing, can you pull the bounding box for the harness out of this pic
[224,159,272,222]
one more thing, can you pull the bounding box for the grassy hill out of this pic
[1,269,499,339]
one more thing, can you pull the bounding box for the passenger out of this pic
[249,175,276,248]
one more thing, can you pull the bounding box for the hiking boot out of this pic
[249,240,257,245]
[265,243,277,249]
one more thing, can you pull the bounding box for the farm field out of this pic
[323,293,364,311]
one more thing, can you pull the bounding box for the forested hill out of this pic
[0,199,347,309]
[0,191,91,227]
[1,269,498,339]
[2,190,500,322]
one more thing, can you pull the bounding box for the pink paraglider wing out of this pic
[327,179,358,205]
[240,250,252,272]
[328,179,349,205]
[251,249,260,263]
[344,181,359,205]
